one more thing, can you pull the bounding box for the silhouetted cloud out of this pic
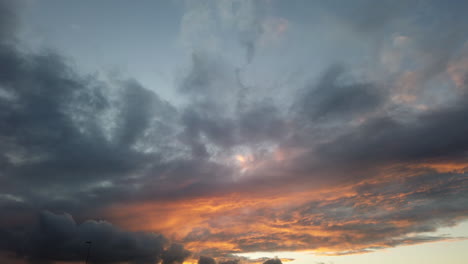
[1,211,169,264]
[162,243,191,264]
[199,256,216,264]
[263,259,282,264]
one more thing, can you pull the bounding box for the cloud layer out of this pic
[1,0,468,263]
[0,211,191,264]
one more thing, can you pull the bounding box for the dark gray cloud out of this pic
[115,79,163,146]
[316,97,468,165]
[0,211,169,264]
[263,259,282,264]
[198,256,216,264]
[162,244,191,264]
[293,65,384,122]
[0,4,187,247]
[180,98,286,153]
[0,43,170,205]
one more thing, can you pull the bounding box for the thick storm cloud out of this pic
[0,211,180,264]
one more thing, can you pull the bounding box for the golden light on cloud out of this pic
[99,160,468,260]
[234,153,257,174]
[235,154,247,163]
[408,162,468,173]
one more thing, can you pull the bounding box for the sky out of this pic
[1,0,468,264]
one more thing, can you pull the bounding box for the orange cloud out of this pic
[101,161,468,258]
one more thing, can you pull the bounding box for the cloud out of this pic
[0,41,177,209]
[315,96,468,165]
[162,243,191,264]
[0,0,181,221]
[293,65,384,122]
[219,260,239,264]
[1,0,468,262]
[323,0,411,34]
[180,0,275,64]
[1,211,169,264]
[0,0,19,43]
[263,259,282,264]
[214,0,264,63]
[199,256,216,264]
